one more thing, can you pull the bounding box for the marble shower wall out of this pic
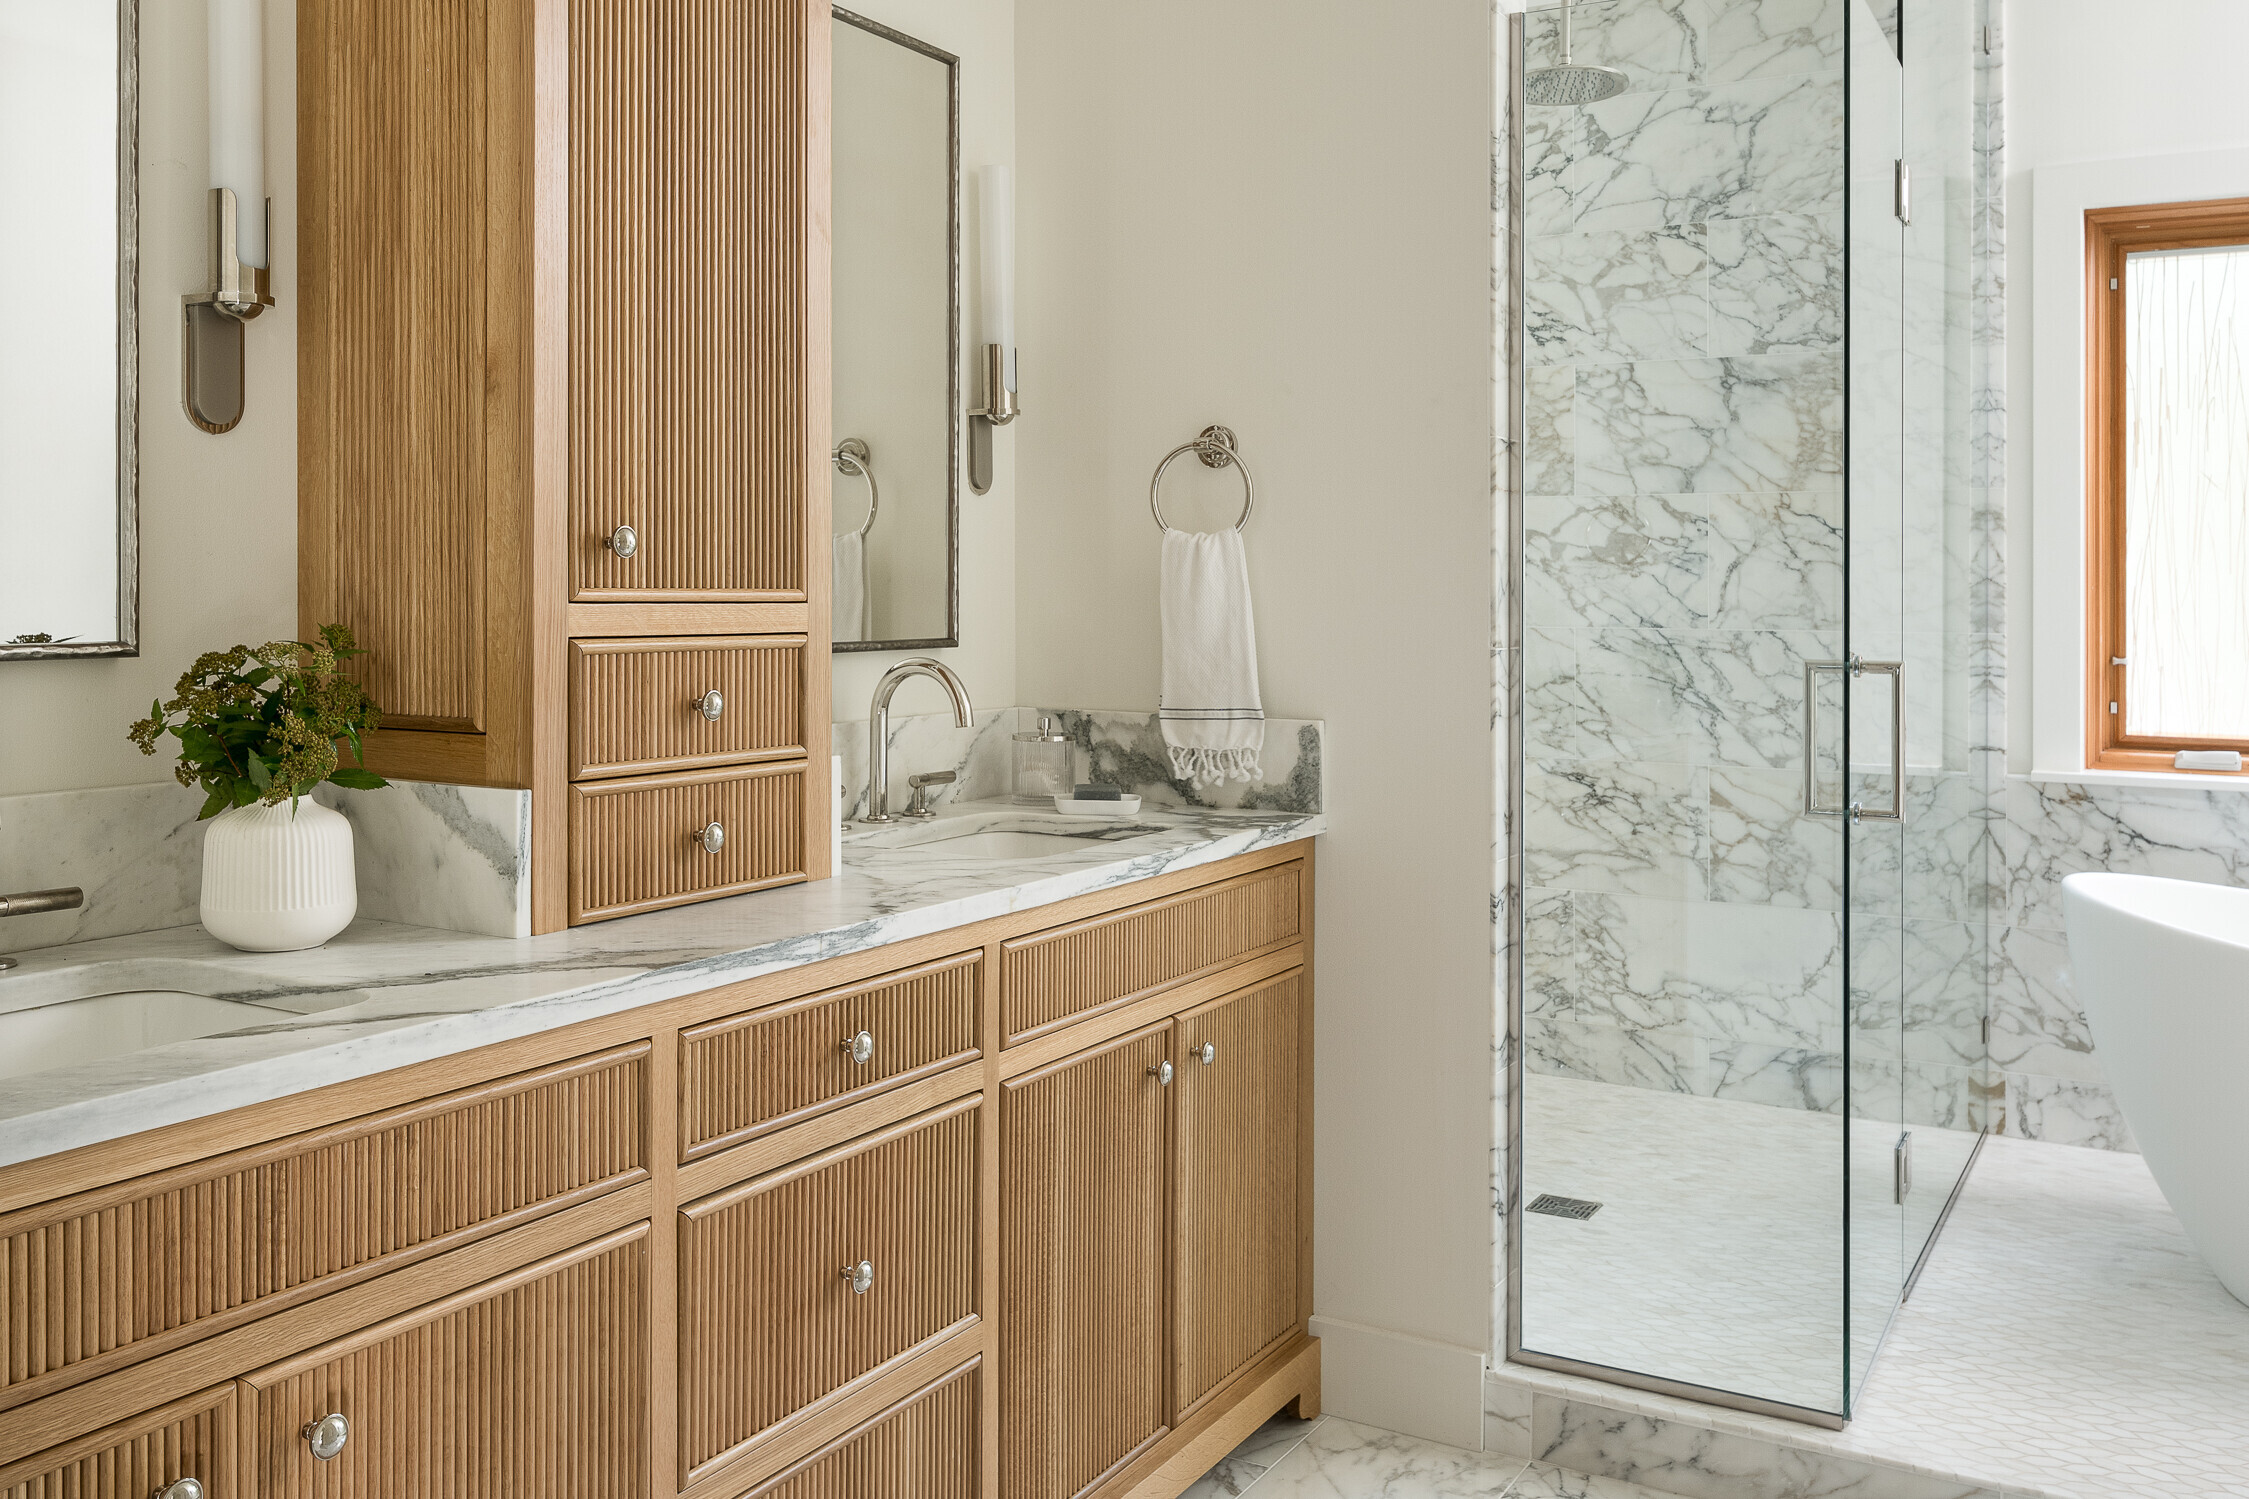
[1518,0,1854,1112]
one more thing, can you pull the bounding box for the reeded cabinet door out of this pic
[569,0,824,602]
[239,1226,649,1499]
[0,1384,234,1499]
[1000,1022,1172,1499]
[1172,974,1304,1417]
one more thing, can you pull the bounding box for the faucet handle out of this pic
[903,771,956,819]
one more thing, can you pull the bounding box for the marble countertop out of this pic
[0,801,1321,1171]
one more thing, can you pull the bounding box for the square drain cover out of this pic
[1527,1194,1602,1221]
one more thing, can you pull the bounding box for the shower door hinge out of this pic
[1894,1132,1913,1205]
[1982,24,1993,55]
[1894,161,1912,226]
[1981,1014,1991,1046]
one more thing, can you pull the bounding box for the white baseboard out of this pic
[1304,1315,1489,1450]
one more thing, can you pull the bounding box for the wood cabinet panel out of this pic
[299,0,489,734]
[0,1384,234,1499]
[569,762,809,922]
[999,1024,1171,1499]
[731,1356,979,1499]
[0,1046,647,1413]
[999,864,1302,1045]
[1172,974,1304,1418]
[570,636,807,780]
[677,1099,979,1482]
[680,953,981,1160]
[569,0,812,601]
[241,1225,648,1499]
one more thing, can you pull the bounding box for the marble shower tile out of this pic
[2000,777,2249,932]
[1486,1373,1536,1460]
[1528,364,1579,496]
[1704,491,1843,630]
[1526,226,1710,367]
[1525,1014,1706,1095]
[1706,212,1844,355]
[1525,494,1710,632]
[1525,627,1839,771]
[1574,891,1842,1051]
[1525,761,1708,901]
[1523,0,1702,98]
[1901,1061,1989,1133]
[1986,924,2094,1082]
[1902,920,1985,1069]
[1707,1043,1843,1112]
[1524,887,1584,1022]
[1504,1460,1683,1499]
[2005,1072,2133,1152]
[1523,74,1844,238]
[1902,773,1998,923]
[1576,354,1842,497]
[1706,765,1843,910]
[1694,0,1846,85]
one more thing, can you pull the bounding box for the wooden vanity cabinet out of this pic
[0,847,1316,1499]
[298,0,833,931]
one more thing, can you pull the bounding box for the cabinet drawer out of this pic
[678,1098,980,1483]
[735,1356,980,1499]
[681,953,982,1160]
[999,861,1303,1044]
[570,761,808,923]
[0,1045,648,1412]
[570,635,807,779]
[241,1225,649,1499]
[0,1384,235,1498]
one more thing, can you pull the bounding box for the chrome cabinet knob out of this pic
[604,523,639,557]
[842,1259,875,1295]
[1195,1042,1216,1066]
[303,1412,349,1461]
[695,821,726,854]
[153,1480,205,1499]
[1149,1060,1174,1086]
[841,1029,875,1065]
[694,688,725,721]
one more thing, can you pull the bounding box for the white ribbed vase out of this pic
[199,799,358,952]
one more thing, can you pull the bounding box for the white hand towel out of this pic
[832,530,867,644]
[1160,527,1264,787]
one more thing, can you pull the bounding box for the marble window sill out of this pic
[2019,767,2249,795]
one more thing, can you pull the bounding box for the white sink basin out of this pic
[851,808,1169,861]
[899,829,1109,859]
[0,989,302,1081]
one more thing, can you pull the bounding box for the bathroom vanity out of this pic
[0,812,1321,1499]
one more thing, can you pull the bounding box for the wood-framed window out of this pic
[2086,197,2249,773]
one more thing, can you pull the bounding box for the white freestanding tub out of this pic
[2062,872,2249,1305]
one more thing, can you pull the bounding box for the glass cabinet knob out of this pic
[302,1413,350,1461]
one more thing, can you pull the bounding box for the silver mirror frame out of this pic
[4,0,140,663]
[830,5,960,654]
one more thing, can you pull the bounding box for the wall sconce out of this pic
[182,0,273,435]
[968,164,1018,495]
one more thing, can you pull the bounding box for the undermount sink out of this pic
[0,988,301,1082]
[851,807,1169,860]
[899,829,1115,859]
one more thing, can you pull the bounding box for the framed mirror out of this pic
[831,7,958,651]
[0,0,138,661]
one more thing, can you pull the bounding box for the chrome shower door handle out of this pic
[1857,658,1905,822]
[1803,659,1851,817]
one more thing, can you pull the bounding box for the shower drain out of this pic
[1527,1194,1603,1221]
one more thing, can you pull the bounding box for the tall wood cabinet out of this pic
[298,0,833,932]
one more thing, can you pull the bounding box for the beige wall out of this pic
[1015,0,1498,1432]
[0,1,300,797]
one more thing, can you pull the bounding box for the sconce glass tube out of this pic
[183,0,274,434]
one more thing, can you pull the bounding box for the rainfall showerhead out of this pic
[1525,0,1629,106]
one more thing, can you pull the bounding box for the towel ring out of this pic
[833,438,878,539]
[1150,425,1254,534]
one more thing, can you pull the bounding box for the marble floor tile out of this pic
[1502,1461,1681,1499]
[1244,1417,1530,1498]
[1183,1414,1326,1499]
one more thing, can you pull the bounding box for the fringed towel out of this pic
[1159,527,1264,787]
[831,529,867,644]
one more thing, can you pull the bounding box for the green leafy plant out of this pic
[128,623,389,819]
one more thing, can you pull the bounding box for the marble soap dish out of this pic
[1053,793,1141,817]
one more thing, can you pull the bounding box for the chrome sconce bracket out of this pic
[966,341,1018,495]
[182,186,274,435]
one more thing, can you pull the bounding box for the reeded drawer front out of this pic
[0,1045,648,1412]
[677,1098,980,1482]
[242,1225,649,1499]
[570,761,808,923]
[999,861,1303,1044]
[680,952,983,1160]
[737,1357,980,1499]
[570,635,806,780]
[0,1384,235,1497]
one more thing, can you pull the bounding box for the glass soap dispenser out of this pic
[1012,717,1074,805]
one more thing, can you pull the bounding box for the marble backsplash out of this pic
[0,779,532,952]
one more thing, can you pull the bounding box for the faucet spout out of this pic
[865,659,975,823]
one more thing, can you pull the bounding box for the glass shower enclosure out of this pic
[1505,0,1990,1423]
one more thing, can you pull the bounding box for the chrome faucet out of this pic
[864,659,974,823]
[0,887,83,972]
